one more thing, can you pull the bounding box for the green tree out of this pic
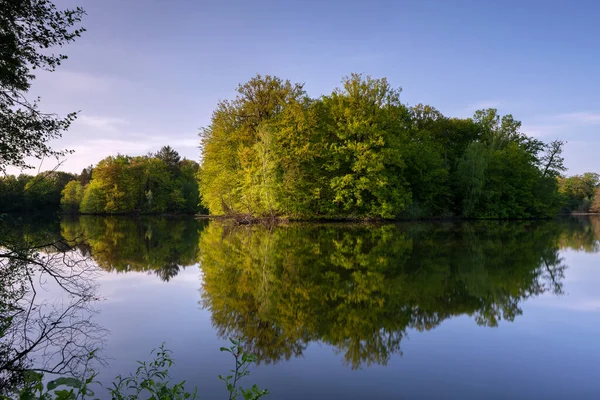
[198,77,567,220]
[141,157,171,213]
[320,74,411,218]
[79,180,105,213]
[155,145,181,174]
[23,175,60,211]
[60,180,84,214]
[0,0,85,172]
[79,166,93,185]
[456,142,489,217]
[558,172,599,212]
[198,74,305,216]
[72,151,201,215]
[403,105,452,216]
[0,175,30,212]
[591,188,600,213]
[177,159,202,213]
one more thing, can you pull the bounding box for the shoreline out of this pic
[2,212,597,222]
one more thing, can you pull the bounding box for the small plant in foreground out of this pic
[4,339,267,399]
[3,350,98,400]
[219,338,269,400]
[108,343,196,400]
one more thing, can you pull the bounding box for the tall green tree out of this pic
[320,74,411,218]
[155,146,181,174]
[198,74,305,216]
[0,0,85,172]
[60,180,84,214]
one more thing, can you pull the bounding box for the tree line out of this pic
[558,172,600,213]
[0,146,203,214]
[0,170,77,213]
[62,146,203,214]
[199,74,573,219]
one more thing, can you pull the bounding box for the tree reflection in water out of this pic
[2,215,597,393]
[60,216,206,281]
[198,218,598,369]
[0,215,105,395]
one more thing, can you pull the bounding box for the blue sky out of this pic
[23,0,600,174]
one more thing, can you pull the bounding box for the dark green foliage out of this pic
[0,171,77,213]
[155,145,182,173]
[199,75,568,219]
[0,0,85,172]
[78,166,92,186]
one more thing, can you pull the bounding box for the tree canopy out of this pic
[74,147,203,214]
[199,74,567,219]
[558,172,600,213]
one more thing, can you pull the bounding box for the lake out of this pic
[4,215,600,399]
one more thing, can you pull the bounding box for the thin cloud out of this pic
[76,115,128,132]
[454,100,503,118]
[466,100,503,110]
[37,70,129,93]
[56,135,199,173]
[554,112,600,124]
[520,123,567,138]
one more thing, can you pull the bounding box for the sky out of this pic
[16,0,600,175]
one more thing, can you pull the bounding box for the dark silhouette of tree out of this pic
[0,216,105,395]
[155,146,181,173]
[0,0,85,172]
[79,166,93,185]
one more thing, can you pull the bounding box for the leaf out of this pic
[54,389,75,399]
[47,377,82,390]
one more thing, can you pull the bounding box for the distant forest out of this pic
[1,75,599,218]
[0,146,205,214]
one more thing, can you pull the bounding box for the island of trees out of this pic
[198,74,598,219]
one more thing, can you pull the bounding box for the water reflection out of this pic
[198,218,599,369]
[0,215,105,395]
[2,214,599,391]
[60,216,207,281]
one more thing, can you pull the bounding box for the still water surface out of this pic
[27,216,600,398]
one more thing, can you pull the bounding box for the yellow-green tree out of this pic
[198,75,567,219]
[60,180,84,214]
[198,75,305,216]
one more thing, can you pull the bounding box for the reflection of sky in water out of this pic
[88,249,600,400]
[529,250,600,311]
